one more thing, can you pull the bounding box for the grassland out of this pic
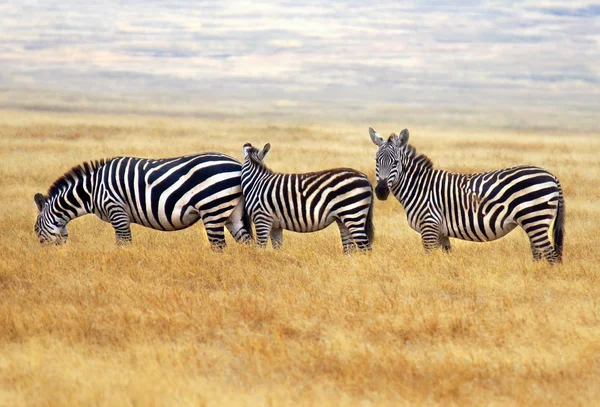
[0,110,599,406]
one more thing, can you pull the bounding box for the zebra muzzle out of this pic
[375,181,390,201]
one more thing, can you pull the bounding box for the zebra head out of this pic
[369,127,410,200]
[34,193,68,245]
[242,143,271,163]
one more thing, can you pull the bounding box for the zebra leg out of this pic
[336,220,355,254]
[521,222,558,264]
[200,212,227,251]
[530,243,543,262]
[342,218,371,252]
[206,226,227,251]
[420,219,443,252]
[254,215,273,248]
[440,235,452,253]
[108,208,132,245]
[270,229,283,250]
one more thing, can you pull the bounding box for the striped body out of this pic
[370,128,564,263]
[241,143,374,252]
[34,153,252,249]
[397,166,562,241]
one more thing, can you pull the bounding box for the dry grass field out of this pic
[1,110,599,406]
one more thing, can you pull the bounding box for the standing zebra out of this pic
[34,153,253,249]
[241,143,374,253]
[369,128,565,263]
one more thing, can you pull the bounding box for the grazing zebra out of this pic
[369,127,565,263]
[34,153,253,249]
[241,143,374,253]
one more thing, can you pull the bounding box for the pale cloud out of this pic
[0,0,598,126]
[269,39,303,48]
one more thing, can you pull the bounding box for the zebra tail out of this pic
[553,188,565,263]
[366,197,375,244]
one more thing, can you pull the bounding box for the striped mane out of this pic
[248,153,273,174]
[47,158,112,198]
[406,145,434,170]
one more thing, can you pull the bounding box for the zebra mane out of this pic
[46,158,112,198]
[248,153,273,173]
[406,145,434,170]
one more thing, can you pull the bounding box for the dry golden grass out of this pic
[1,110,599,406]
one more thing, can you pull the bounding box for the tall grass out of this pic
[1,110,599,406]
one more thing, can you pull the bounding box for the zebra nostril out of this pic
[375,180,390,201]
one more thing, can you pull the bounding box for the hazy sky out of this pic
[0,1,598,125]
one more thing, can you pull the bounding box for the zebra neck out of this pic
[393,163,434,208]
[50,177,94,223]
[242,164,271,188]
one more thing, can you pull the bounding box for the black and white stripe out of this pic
[241,143,374,253]
[370,128,565,263]
[34,153,253,249]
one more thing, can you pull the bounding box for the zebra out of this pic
[369,127,565,263]
[34,153,253,250]
[241,143,374,253]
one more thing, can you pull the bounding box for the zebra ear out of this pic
[243,143,253,158]
[259,143,271,160]
[397,129,409,146]
[369,127,384,146]
[34,193,47,212]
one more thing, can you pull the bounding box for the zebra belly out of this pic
[131,185,241,231]
[485,221,518,241]
[444,214,518,242]
[129,207,201,231]
[160,205,202,230]
[271,215,335,233]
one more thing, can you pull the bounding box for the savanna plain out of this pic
[1,110,599,406]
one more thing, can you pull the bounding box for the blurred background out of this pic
[1,0,598,130]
